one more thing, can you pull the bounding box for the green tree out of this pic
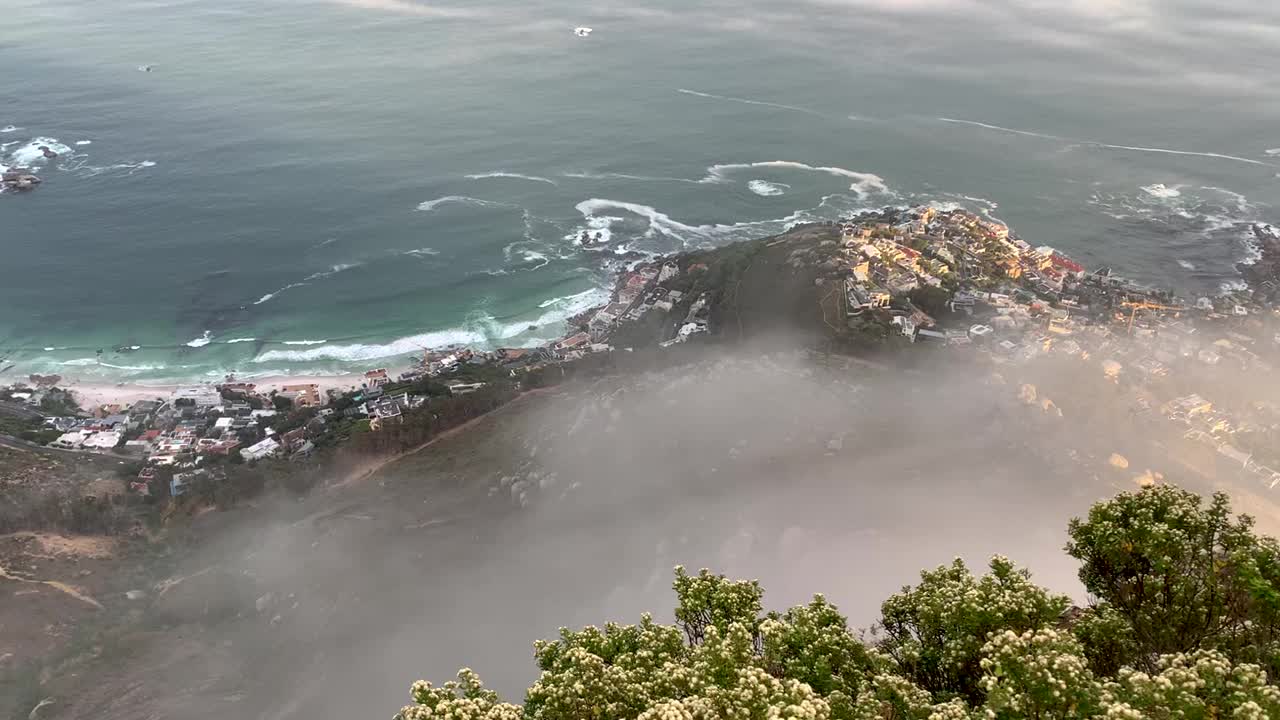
[1065,485,1280,671]
[397,488,1280,720]
[877,556,1070,704]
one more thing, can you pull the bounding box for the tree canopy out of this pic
[396,485,1280,720]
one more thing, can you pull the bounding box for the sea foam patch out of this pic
[748,180,789,197]
[1140,183,1181,199]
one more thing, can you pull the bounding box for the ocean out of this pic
[3,0,1279,384]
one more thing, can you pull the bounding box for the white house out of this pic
[50,431,91,449]
[172,386,222,407]
[81,431,123,450]
[240,437,281,462]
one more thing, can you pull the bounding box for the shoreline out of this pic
[5,213,1273,411]
[60,370,407,412]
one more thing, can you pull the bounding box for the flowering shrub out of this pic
[878,556,1070,703]
[398,488,1280,720]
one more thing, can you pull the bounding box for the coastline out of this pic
[61,372,392,411]
[8,212,1276,413]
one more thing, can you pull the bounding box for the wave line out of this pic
[937,117,1270,167]
[677,88,826,118]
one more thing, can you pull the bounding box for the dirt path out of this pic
[0,564,103,609]
[329,388,559,490]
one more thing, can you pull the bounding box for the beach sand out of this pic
[64,373,385,411]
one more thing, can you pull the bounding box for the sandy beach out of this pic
[63,372,396,412]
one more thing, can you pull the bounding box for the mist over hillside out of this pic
[26,339,1262,720]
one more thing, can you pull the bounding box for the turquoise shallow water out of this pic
[2,0,1279,382]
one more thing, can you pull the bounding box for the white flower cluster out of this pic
[397,669,522,720]
[1099,650,1280,718]
[978,629,1096,716]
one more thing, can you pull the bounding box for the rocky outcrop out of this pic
[1,171,42,191]
[1241,223,1280,304]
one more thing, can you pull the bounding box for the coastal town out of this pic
[4,205,1280,499]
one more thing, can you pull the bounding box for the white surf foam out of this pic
[1267,149,1280,157]
[282,339,328,346]
[225,337,257,344]
[403,247,440,257]
[253,281,308,305]
[538,287,602,309]
[60,358,166,371]
[465,171,558,186]
[68,159,156,178]
[305,263,361,281]
[75,140,91,146]
[575,199,710,242]
[748,179,790,197]
[1177,259,1196,270]
[702,161,890,198]
[563,171,700,184]
[254,291,612,364]
[1,125,18,133]
[7,137,73,167]
[939,117,1270,167]
[1140,183,1181,199]
[676,89,825,118]
[519,250,550,268]
[956,194,999,210]
[186,331,213,348]
[416,195,515,212]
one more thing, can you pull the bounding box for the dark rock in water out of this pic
[38,145,57,159]
[2,171,42,191]
[1239,223,1280,303]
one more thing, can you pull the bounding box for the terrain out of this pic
[3,225,1280,720]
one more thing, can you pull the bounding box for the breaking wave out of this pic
[570,192,873,254]
[538,287,603,308]
[60,358,167,371]
[564,170,700,184]
[282,339,328,346]
[403,247,440,257]
[1140,183,1181,199]
[253,287,611,364]
[416,195,517,212]
[465,171,558,186]
[186,331,213,348]
[253,264,362,305]
[1089,184,1265,291]
[566,161,891,200]
[0,125,18,133]
[701,161,889,199]
[253,282,307,305]
[748,180,790,197]
[226,337,257,344]
[305,263,361,281]
[6,137,72,167]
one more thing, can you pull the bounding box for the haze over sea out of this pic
[3,0,1279,383]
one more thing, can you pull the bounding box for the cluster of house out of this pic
[838,206,1264,350]
[15,380,332,495]
[837,206,1280,486]
[1155,393,1280,489]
